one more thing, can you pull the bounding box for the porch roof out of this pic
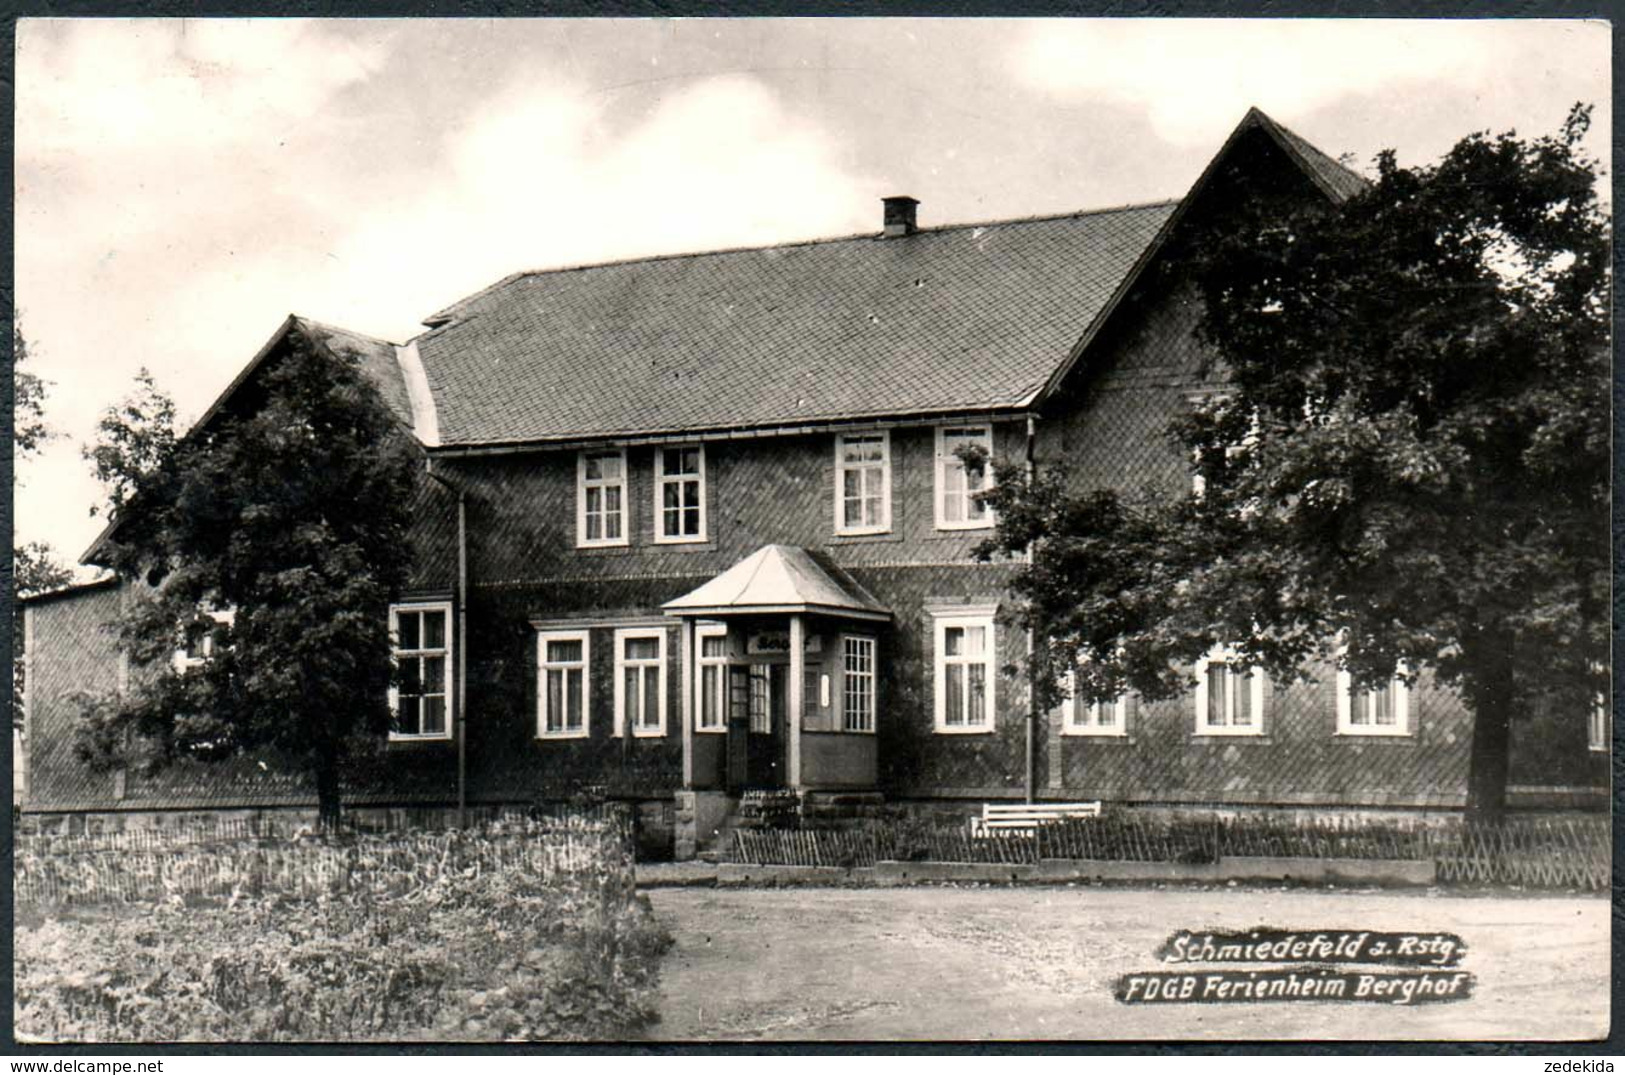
[662,545,891,622]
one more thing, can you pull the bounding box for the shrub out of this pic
[15,824,672,1042]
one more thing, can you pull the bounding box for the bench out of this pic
[970,801,1102,836]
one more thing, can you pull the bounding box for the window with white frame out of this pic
[1063,671,1129,737]
[655,445,706,543]
[842,635,877,732]
[935,425,994,530]
[1189,397,1259,501]
[934,613,995,732]
[835,432,891,534]
[537,631,589,738]
[695,625,728,732]
[614,628,666,737]
[578,449,628,547]
[1336,664,1411,736]
[390,602,452,740]
[173,606,237,673]
[1194,646,1264,735]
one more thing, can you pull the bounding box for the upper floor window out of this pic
[842,635,877,732]
[1063,672,1129,737]
[935,425,993,530]
[695,625,728,733]
[934,613,995,733]
[1194,646,1264,736]
[537,630,589,739]
[390,602,452,740]
[173,606,236,673]
[835,432,891,535]
[656,445,707,543]
[578,449,628,548]
[614,628,666,738]
[1336,663,1411,737]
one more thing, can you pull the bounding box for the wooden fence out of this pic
[729,813,1610,890]
[732,828,885,868]
[1431,817,1609,890]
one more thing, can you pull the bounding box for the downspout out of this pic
[1024,413,1039,805]
[426,458,469,829]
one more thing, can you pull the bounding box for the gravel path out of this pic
[645,884,1608,1042]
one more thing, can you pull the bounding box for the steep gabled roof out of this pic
[1037,107,1369,402]
[411,201,1178,447]
[1259,110,1371,204]
[79,316,412,565]
[410,109,1365,449]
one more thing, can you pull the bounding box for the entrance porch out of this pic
[662,545,891,795]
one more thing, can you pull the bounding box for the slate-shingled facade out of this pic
[20,109,1606,850]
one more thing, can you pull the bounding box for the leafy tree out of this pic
[978,106,1609,822]
[12,325,74,724]
[75,336,420,826]
[83,368,178,519]
[14,325,50,456]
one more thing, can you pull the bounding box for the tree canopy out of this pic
[978,106,1609,821]
[75,333,421,824]
[14,325,51,457]
[13,325,75,723]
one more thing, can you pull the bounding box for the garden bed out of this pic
[14,815,673,1042]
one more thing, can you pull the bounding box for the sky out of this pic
[13,17,1611,573]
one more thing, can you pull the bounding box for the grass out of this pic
[14,819,673,1042]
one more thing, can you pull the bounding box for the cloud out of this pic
[319,72,877,335]
[1012,19,1532,145]
[17,18,390,158]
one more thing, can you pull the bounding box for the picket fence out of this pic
[1431,817,1609,890]
[730,813,1610,890]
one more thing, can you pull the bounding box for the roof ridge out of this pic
[1242,107,1370,202]
[416,197,1181,332]
[293,315,401,349]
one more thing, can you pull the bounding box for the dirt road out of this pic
[645,884,1608,1042]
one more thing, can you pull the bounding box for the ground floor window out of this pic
[934,613,995,733]
[1194,646,1263,735]
[842,635,876,732]
[1336,663,1411,736]
[614,628,666,737]
[696,625,728,732]
[390,602,451,740]
[538,630,589,738]
[1063,675,1128,737]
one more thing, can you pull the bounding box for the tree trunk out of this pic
[1463,630,1515,825]
[315,745,343,834]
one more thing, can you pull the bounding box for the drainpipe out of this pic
[426,458,469,828]
[1024,413,1039,805]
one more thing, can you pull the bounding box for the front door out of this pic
[746,663,788,788]
[725,660,787,789]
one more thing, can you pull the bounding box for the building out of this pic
[19,109,1607,854]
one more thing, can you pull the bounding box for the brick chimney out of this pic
[882,196,919,238]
